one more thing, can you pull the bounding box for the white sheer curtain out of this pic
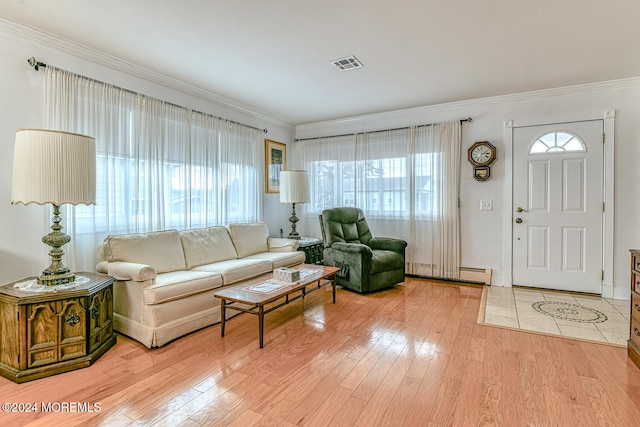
[411,122,461,278]
[43,67,263,272]
[294,121,461,279]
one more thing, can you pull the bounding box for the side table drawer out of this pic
[632,317,640,349]
[633,253,640,273]
[633,291,640,321]
[633,271,640,293]
[26,298,86,368]
[89,286,114,353]
[629,250,640,370]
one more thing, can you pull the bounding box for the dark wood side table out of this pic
[297,237,324,264]
[629,250,640,369]
[0,272,115,383]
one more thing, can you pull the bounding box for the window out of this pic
[297,121,462,279]
[308,153,441,218]
[414,152,441,217]
[47,72,261,235]
[530,131,586,154]
[45,67,263,273]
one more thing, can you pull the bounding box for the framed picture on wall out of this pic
[265,139,286,193]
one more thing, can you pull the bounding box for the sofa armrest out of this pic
[96,261,157,282]
[368,237,408,254]
[268,237,299,252]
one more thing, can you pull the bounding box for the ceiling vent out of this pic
[330,55,364,71]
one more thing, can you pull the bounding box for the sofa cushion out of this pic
[228,222,269,258]
[192,259,271,285]
[179,226,238,269]
[144,270,223,305]
[244,251,306,269]
[102,229,186,274]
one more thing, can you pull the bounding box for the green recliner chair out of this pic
[319,207,407,293]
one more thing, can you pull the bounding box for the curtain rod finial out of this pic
[27,57,46,71]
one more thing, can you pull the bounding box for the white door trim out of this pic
[503,110,615,297]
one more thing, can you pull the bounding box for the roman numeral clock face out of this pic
[472,144,492,164]
[468,141,496,181]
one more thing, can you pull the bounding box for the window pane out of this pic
[529,131,585,154]
[564,138,584,151]
[415,152,441,217]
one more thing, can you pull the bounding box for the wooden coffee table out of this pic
[214,264,339,348]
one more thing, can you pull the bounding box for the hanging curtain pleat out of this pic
[43,66,263,273]
[411,121,461,278]
[294,121,461,280]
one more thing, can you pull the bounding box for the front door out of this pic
[512,120,603,293]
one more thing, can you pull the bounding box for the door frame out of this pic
[503,110,615,297]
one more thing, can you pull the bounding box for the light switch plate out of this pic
[480,200,493,211]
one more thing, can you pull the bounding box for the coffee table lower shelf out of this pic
[214,265,339,348]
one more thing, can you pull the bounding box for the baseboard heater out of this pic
[458,267,492,285]
[407,266,492,285]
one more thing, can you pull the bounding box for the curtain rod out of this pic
[293,117,472,142]
[27,57,268,134]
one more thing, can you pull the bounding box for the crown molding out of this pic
[0,18,293,130]
[295,76,640,135]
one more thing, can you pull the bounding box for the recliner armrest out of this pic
[368,237,407,254]
[331,242,373,259]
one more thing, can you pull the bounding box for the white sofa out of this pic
[96,222,305,348]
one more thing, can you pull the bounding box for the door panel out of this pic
[527,226,549,269]
[529,161,549,211]
[562,226,585,272]
[563,159,585,211]
[512,120,603,293]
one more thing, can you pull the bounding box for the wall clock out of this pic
[468,141,496,181]
[473,166,491,181]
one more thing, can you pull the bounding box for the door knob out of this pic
[515,218,522,223]
[516,207,528,213]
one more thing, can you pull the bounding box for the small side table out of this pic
[0,272,115,383]
[297,237,324,264]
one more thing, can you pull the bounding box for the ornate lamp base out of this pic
[37,204,75,286]
[38,270,75,287]
[287,202,301,240]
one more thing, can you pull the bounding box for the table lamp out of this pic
[279,170,310,240]
[11,129,96,286]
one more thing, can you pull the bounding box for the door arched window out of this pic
[529,131,586,154]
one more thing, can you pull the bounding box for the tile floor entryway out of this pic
[482,286,630,346]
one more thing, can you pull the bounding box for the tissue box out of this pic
[273,267,300,282]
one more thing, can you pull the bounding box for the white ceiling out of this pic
[2,0,640,125]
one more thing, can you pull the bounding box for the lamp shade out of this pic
[279,170,310,204]
[11,129,96,206]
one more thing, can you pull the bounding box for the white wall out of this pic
[0,25,294,284]
[294,79,640,299]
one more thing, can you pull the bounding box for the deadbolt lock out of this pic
[515,218,523,223]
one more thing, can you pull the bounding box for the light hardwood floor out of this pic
[2,277,640,426]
